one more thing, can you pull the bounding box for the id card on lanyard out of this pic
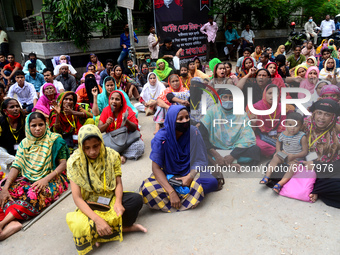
[86,158,113,206]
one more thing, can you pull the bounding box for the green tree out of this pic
[301,0,340,24]
[42,0,152,51]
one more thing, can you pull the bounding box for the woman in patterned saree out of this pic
[0,112,69,240]
[66,124,146,255]
[140,105,218,212]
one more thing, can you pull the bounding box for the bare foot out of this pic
[0,221,22,241]
[121,156,127,164]
[95,242,100,247]
[309,193,318,203]
[123,223,147,233]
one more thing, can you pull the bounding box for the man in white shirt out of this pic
[148,25,160,61]
[7,70,37,113]
[200,16,218,61]
[304,16,318,45]
[320,14,335,38]
[241,24,255,52]
[39,67,65,96]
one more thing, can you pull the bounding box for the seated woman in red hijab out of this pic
[98,90,144,164]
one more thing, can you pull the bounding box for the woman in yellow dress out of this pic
[66,124,146,255]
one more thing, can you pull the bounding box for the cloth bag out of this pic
[279,166,316,202]
[103,126,140,153]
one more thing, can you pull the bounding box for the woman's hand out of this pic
[114,202,125,217]
[31,177,49,193]
[214,154,225,166]
[169,191,181,209]
[64,106,74,116]
[0,189,14,208]
[181,100,190,107]
[106,117,114,125]
[121,110,129,126]
[176,174,193,187]
[223,155,235,166]
[248,67,257,76]
[95,217,113,236]
[51,101,61,114]
[92,87,98,97]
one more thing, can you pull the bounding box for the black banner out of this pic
[154,0,212,60]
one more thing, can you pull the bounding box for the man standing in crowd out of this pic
[320,14,335,39]
[0,26,9,57]
[118,23,138,72]
[200,16,218,61]
[225,23,241,61]
[241,24,255,52]
[304,16,318,45]
[148,25,160,62]
[23,52,46,74]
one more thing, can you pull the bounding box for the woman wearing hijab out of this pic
[301,99,340,208]
[301,41,316,58]
[189,77,216,124]
[76,73,102,107]
[0,98,26,156]
[238,57,255,78]
[140,105,218,212]
[153,59,173,83]
[319,84,340,102]
[66,124,146,255]
[192,56,205,73]
[154,74,189,134]
[209,62,228,89]
[134,73,166,114]
[49,91,94,151]
[0,112,69,240]
[98,90,144,164]
[86,53,104,73]
[92,76,138,119]
[328,39,338,59]
[187,60,209,80]
[298,66,320,99]
[274,45,285,57]
[319,57,340,82]
[110,65,140,101]
[200,89,261,169]
[251,45,262,63]
[246,84,286,157]
[32,83,59,119]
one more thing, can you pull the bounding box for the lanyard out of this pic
[150,91,157,100]
[183,78,189,89]
[103,171,107,195]
[65,114,76,129]
[7,118,21,143]
[115,77,122,88]
[129,68,136,77]
[190,100,200,110]
[268,110,276,121]
[308,123,331,149]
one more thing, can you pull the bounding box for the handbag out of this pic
[86,201,111,212]
[103,126,140,153]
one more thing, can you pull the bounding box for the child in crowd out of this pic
[179,64,191,89]
[260,112,308,193]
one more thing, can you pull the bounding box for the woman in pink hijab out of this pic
[298,66,319,99]
[33,83,59,120]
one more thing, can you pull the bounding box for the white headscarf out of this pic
[140,73,166,102]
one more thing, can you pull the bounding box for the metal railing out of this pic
[22,11,153,42]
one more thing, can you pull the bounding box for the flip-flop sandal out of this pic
[259,175,269,184]
[273,183,282,194]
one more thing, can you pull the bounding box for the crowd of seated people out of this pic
[1,22,340,255]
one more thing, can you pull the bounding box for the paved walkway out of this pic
[2,109,340,255]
